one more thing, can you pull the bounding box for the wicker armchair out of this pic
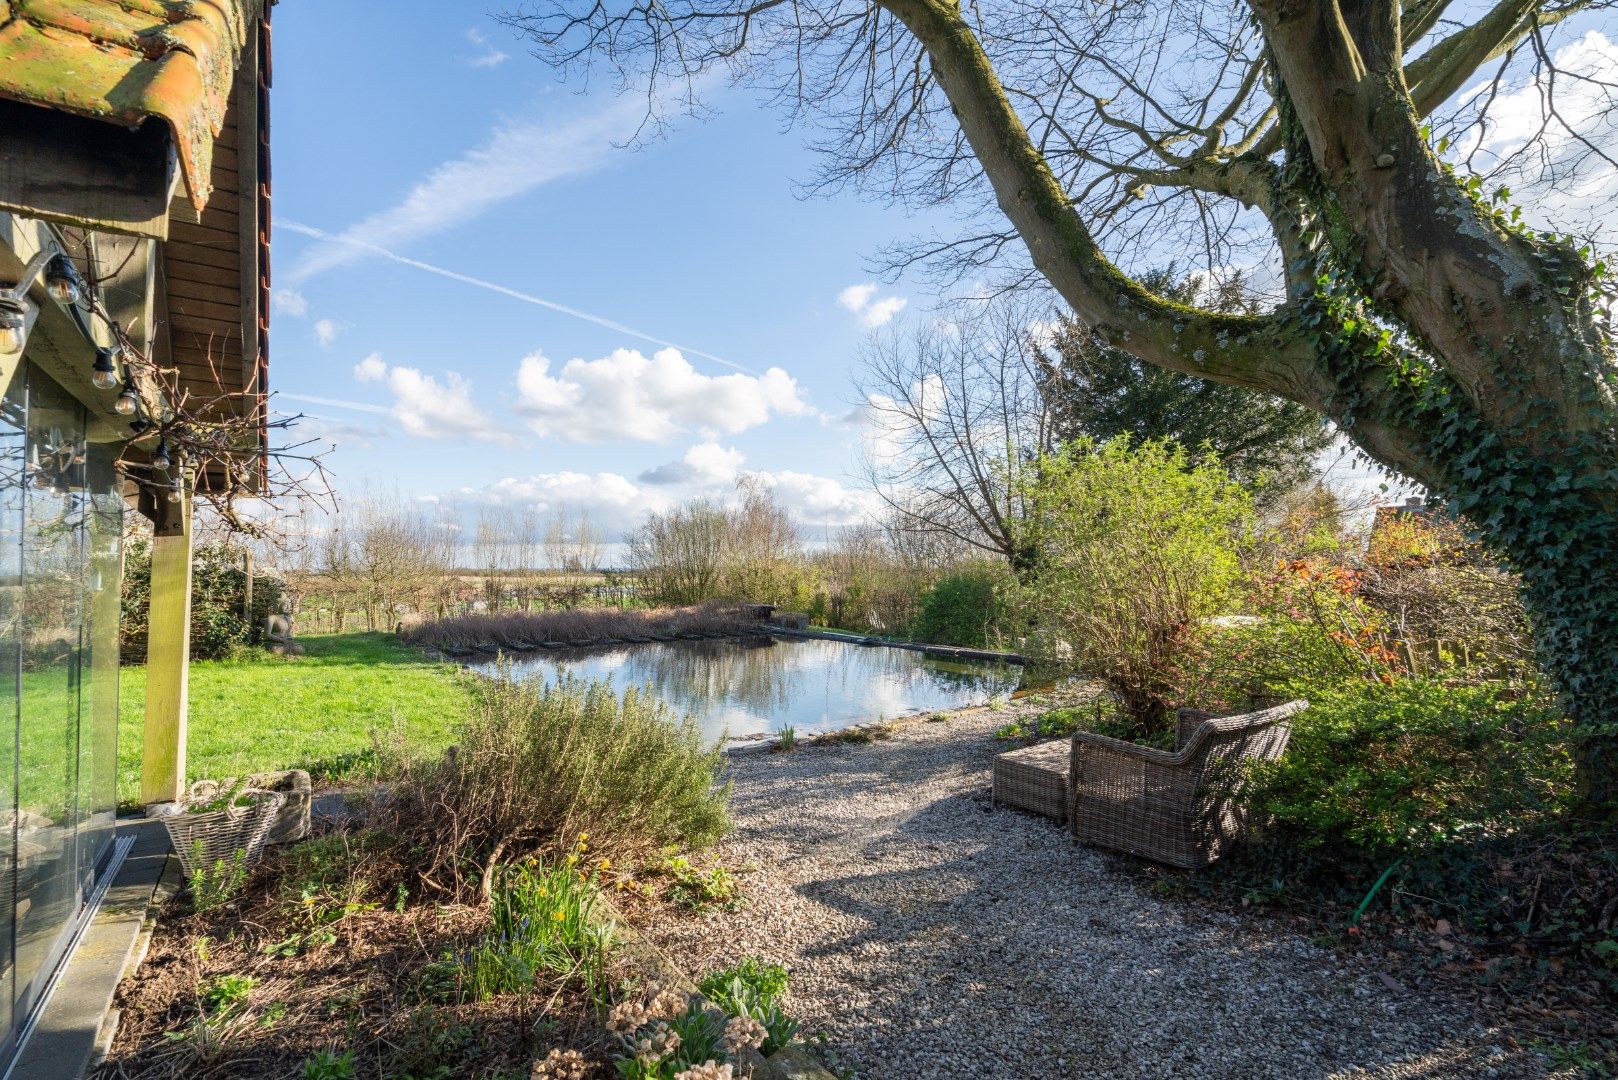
[1068,700,1307,869]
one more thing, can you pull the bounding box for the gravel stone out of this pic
[645,706,1549,1079]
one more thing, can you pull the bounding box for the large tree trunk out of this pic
[1492,492,1618,811]
[881,0,1618,810]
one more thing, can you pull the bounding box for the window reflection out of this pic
[0,361,121,1048]
[14,365,86,1022]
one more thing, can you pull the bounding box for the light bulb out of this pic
[45,275,78,306]
[44,255,81,307]
[114,389,138,415]
[91,347,119,390]
[152,441,171,470]
[166,485,182,504]
[0,309,25,356]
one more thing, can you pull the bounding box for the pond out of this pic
[474,635,1021,744]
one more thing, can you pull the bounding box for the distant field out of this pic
[116,632,479,808]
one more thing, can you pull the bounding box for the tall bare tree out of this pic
[507,0,1618,808]
[858,295,1053,574]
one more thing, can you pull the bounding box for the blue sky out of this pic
[267,2,959,538]
[265,4,1618,543]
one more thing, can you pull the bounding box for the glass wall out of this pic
[0,360,121,1056]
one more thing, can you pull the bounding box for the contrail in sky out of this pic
[276,393,390,415]
[281,219,758,376]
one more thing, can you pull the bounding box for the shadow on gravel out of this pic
[726,734,1537,1079]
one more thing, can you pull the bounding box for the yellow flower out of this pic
[552,910,566,922]
[566,854,579,868]
[597,858,612,872]
[577,832,589,843]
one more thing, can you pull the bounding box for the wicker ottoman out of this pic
[991,739,1071,821]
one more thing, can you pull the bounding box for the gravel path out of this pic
[645,707,1549,1080]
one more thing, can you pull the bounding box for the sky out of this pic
[265,3,1618,549]
[267,2,948,542]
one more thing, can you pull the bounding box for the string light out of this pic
[114,373,139,416]
[43,254,83,307]
[91,346,120,390]
[0,304,26,356]
[151,441,171,471]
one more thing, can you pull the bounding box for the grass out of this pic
[117,632,479,808]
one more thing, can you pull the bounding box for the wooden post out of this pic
[243,548,254,623]
[141,485,193,805]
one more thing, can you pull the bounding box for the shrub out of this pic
[377,676,731,899]
[1009,438,1255,738]
[909,566,1008,648]
[121,538,287,662]
[1360,513,1535,679]
[1187,557,1403,711]
[1243,679,1574,855]
[402,602,755,653]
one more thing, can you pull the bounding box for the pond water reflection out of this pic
[475,636,1021,743]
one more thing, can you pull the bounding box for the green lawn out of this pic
[117,632,480,808]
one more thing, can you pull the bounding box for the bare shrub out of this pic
[401,602,757,652]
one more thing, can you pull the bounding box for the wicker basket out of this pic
[158,782,286,878]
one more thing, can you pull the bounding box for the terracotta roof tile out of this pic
[0,0,257,210]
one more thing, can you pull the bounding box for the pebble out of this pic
[642,706,1551,1080]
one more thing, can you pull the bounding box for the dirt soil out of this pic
[99,853,618,1079]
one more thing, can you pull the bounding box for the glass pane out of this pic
[13,365,85,1019]
[0,368,25,1041]
[76,441,120,881]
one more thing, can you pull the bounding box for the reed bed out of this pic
[401,602,761,652]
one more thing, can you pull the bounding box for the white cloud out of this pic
[456,471,669,536]
[272,288,308,317]
[289,92,649,283]
[837,284,878,312]
[353,353,388,383]
[639,442,746,486]
[442,462,878,542]
[351,356,506,442]
[314,319,338,348]
[838,282,908,328]
[466,27,509,68]
[742,470,882,528]
[1457,31,1618,235]
[514,347,814,442]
